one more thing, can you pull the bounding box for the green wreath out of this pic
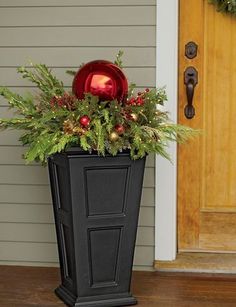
[209,0,236,14]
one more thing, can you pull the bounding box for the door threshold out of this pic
[154,253,236,274]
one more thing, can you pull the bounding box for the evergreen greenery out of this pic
[209,0,236,14]
[0,55,197,164]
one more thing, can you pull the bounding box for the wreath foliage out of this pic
[209,0,236,14]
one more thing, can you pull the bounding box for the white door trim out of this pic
[155,0,179,261]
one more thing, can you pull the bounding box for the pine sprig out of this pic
[114,50,124,68]
[17,63,64,101]
[0,87,36,115]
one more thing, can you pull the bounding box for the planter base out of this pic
[56,286,137,307]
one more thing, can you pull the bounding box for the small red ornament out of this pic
[114,124,125,135]
[72,60,128,103]
[79,115,90,127]
[145,88,150,92]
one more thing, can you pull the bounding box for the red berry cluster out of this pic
[126,88,149,106]
[126,96,144,106]
[50,92,76,110]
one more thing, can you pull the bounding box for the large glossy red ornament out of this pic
[72,60,128,103]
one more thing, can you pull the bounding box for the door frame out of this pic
[155,0,179,261]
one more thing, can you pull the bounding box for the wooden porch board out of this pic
[1,266,236,306]
[155,253,236,273]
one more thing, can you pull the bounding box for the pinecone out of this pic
[63,119,75,134]
[72,126,86,136]
[51,92,76,110]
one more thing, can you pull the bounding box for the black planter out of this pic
[48,148,146,307]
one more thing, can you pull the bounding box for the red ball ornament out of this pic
[72,60,128,103]
[79,115,90,127]
[114,124,125,135]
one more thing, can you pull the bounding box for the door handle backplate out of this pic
[184,66,198,119]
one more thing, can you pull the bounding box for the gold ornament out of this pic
[130,113,138,122]
[109,131,119,142]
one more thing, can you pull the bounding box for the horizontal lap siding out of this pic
[0,0,155,7]
[0,1,156,271]
[0,7,155,26]
[0,48,155,67]
[0,27,155,47]
[0,67,155,88]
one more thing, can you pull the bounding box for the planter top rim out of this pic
[49,147,147,160]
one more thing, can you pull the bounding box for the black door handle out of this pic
[184,67,198,119]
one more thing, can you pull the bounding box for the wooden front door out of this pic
[178,0,236,253]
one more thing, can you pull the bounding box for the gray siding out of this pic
[0,0,156,271]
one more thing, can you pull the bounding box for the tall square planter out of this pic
[48,147,146,307]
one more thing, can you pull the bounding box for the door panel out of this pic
[178,0,236,252]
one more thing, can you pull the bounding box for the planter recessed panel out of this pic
[56,164,71,212]
[88,226,122,287]
[85,166,129,216]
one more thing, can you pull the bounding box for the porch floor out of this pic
[1,266,236,306]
